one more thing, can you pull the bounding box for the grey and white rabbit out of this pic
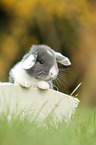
[9,45,71,89]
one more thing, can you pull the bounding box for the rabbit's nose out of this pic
[50,72,53,75]
[49,65,58,78]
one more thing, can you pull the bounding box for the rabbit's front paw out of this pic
[15,78,31,88]
[37,81,50,89]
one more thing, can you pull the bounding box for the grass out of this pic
[0,106,96,145]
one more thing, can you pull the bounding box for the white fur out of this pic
[22,55,35,69]
[49,65,58,79]
[37,81,50,89]
[10,62,50,89]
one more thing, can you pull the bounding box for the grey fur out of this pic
[24,45,56,80]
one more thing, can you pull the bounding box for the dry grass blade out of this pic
[70,82,82,96]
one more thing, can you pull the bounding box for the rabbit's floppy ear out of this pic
[55,52,71,66]
[22,53,37,69]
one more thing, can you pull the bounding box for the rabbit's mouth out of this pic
[37,73,58,81]
[33,66,59,81]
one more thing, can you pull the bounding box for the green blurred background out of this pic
[0,0,96,105]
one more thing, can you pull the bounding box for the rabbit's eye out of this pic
[39,60,44,64]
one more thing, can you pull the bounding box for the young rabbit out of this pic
[9,45,71,89]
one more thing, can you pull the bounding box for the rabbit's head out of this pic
[22,45,71,81]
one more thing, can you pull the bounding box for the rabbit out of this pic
[9,45,71,89]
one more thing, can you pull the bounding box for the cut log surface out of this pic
[0,83,80,125]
